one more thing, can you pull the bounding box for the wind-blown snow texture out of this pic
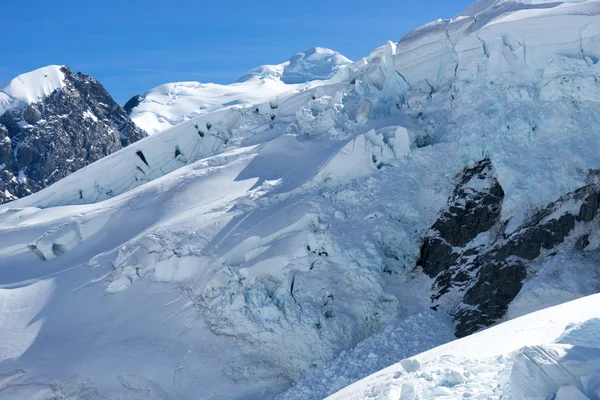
[2,0,600,399]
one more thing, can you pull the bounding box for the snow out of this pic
[0,279,54,361]
[130,47,351,135]
[0,88,452,398]
[328,294,600,400]
[0,65,65,116]
[506,251,600,320]
[130,77,306,135]
[238,47,352,84]
[1,0,600,398]
[277,311,455,400]
[366,0,600,231]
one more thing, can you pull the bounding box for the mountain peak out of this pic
[0,65,67,116]
[237,47,352,84]
[0,65,145,203]
[127,47,352,135]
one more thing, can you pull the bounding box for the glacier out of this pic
[2,0,600,399]
[328,293,600,400]
[128,47,352,135]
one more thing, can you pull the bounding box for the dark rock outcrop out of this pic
[419,160,600,337]
[124,94,142,115]
[0,66,146,204]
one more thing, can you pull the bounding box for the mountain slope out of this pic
[2,0,600,399]
[0,66,146,204]
[328,292,600,400]
[126,47,351,135]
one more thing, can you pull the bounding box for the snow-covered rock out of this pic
[0,65,145,204]
[0,65,66,114]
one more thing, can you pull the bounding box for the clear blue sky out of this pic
[0,0,473,104]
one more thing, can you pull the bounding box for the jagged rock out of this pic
[0,124,18,203]
[419,237,459,277]
[430,160,504,248]
[419,159,600,337]
[0,124,12,171]
[455,259,527,336]
[0,66,146,204]
[68,69,144,146]
[420,159,504,279]
[577,191,600,222]
[574,234,590,251]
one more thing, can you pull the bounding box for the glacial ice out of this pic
[2,0,600,398]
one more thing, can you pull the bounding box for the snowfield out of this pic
[129,47,351,135]
[237,47,352,84]
[2,0,600,398]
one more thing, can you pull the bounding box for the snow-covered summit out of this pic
[237,47,352,84]
[0,65,145,203]
[0,65,66,116]
[127,47,351,135]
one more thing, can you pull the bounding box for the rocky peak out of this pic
[0,66,146,204]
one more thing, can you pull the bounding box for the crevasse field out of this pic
[2,0,600,399]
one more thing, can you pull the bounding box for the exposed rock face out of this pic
[420,160,505,278]
[123,94,142,115]
[0,67,145,204]
[420,160,600,337]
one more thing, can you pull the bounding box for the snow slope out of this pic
[328,293,600,399]
[0,66,455,397]
[2,0,600,398]
[129,47,351,135]
[237,47,352,84]
[0,65,65,116]
[128,77,306,135]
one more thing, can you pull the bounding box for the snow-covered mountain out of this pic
[126,47,351,135]
[0,66,145,204]
[2,0,600,399]
[237,47,352,84]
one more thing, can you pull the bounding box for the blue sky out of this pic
[1,0,473,104]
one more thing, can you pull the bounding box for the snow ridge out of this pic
[129,47,351,135]
[0,65,66,116]
[238,47,352,84]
